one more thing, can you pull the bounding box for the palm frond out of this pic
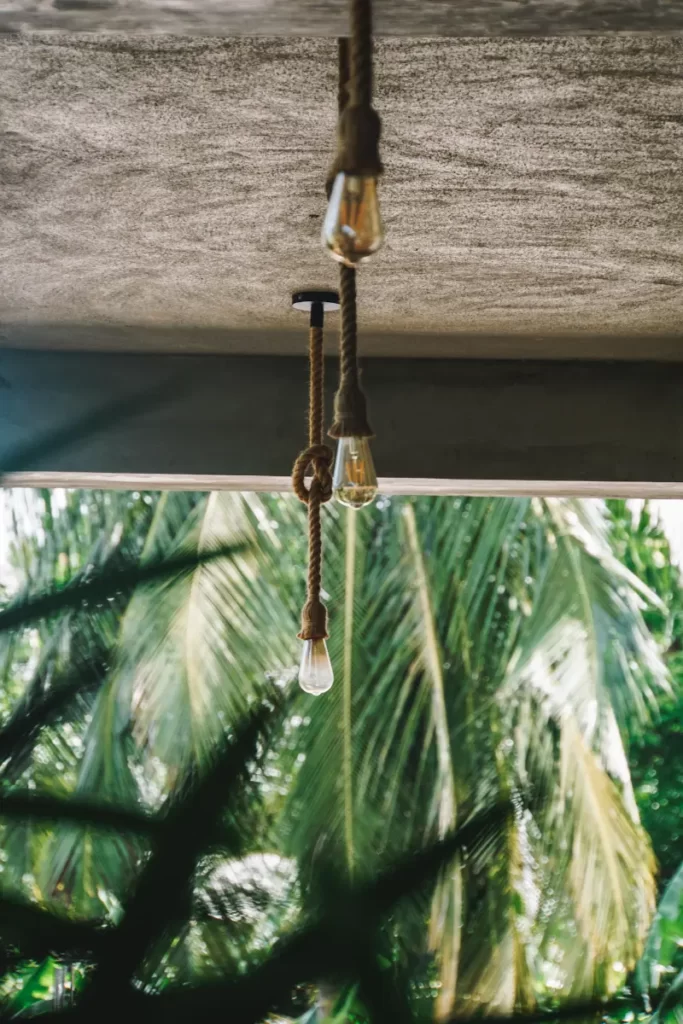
[403,502,461,1020]
[0,488,668,1019]
[652,967,683,1024]
[508,499,669,739]
[637,857,683,997]
[116,492,294,777]
[559,716,655,968]
[498,499,662,999]
[341,508,359,879]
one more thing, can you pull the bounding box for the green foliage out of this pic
[652,969,683,1024]
[2,958,56,1016]
[283,496,663,1014]
[637,859,683,998]
[608,500,683,883]
[0,488,675,1023]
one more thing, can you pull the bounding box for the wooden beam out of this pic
[5,474,683,500]
[0,349,682,488]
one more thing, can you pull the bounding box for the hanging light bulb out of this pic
[333,435,378,509]
[322,173,384,267]
[299,637,334,695]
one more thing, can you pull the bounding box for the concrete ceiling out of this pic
[3,0,683,36]
[1,25,683,356]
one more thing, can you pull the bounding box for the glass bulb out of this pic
[322,173,385,267]
[299,638,334,695]
[333,436,378,510]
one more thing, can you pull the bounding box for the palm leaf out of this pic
[403,503,461,1020]
[638,858,683,997]
[0,488,668,1018]
[84,704,275,1003]
[110,492,294,777]
[652,968,683,1024]
[559,716,655,968]
[499,499,663,998]
[341,508,359,878]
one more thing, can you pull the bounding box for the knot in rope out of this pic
[292,443,333,505]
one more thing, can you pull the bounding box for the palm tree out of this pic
[0,487,669,1017]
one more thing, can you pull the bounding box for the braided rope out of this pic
[350,0,372,109]
[329,265,373,440]
[292,323,332,640]
[327,3,382,185]
[338,36,350,116]
[339,265,359,388]
[309,324,325,448]
[292,326,333,504]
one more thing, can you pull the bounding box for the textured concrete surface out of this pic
[2,0,683,36]
[1,33,683,352]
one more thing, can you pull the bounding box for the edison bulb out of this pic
[322,173,384,267]
[299,638,334,695]
[333,436,378,510]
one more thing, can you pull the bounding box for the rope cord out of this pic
[309,323,324,448]
[328,41,373,442]
[329,0,383,180]
[338,36,350,116]
[293,0,379,640]
[350,0,372,109]
[339,265,359,388]
[292,320,332,641]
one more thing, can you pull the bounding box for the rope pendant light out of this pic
[291,290,340,695]
[329,265,377,509]
[328,32,379,510]
[322,0,384,267]
[291,0,381,695]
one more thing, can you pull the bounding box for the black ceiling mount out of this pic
[292,290,341,312]
[292,289,341,328]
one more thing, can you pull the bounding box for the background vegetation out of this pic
[0,489,680,1023]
